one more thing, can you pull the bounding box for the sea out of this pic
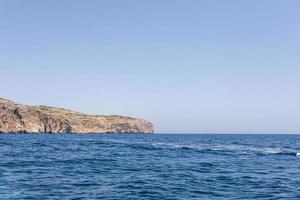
[0,134,300,200]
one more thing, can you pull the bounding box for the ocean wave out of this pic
[145,142,297,156]
[95,138,299,156]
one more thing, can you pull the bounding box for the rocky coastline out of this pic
[0,98,153,134]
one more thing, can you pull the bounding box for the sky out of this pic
[0,0,300,133]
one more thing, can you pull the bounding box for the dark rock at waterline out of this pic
[0,98,153,134]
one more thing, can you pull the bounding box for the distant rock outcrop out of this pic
[0,98,153,134]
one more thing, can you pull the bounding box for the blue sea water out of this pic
[0,134,300,200]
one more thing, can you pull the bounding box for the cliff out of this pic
[0,98,153,134]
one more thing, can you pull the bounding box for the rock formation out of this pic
[0,98,153,134]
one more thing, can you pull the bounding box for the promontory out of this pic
[0,98,153,134]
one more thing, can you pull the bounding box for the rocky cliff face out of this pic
[0,98,153,134]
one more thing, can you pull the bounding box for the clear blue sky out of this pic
[1,0,299,133]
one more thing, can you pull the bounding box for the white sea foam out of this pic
[98,139,298,156]
[261,147,282,154]
[151,142,298,156]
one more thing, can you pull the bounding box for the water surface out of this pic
[0,134,300,199]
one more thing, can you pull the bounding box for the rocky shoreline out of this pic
[0,98,153,134]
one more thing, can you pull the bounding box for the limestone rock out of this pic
[0,98,153,134]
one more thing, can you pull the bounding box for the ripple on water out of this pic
[0,134,300,199]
